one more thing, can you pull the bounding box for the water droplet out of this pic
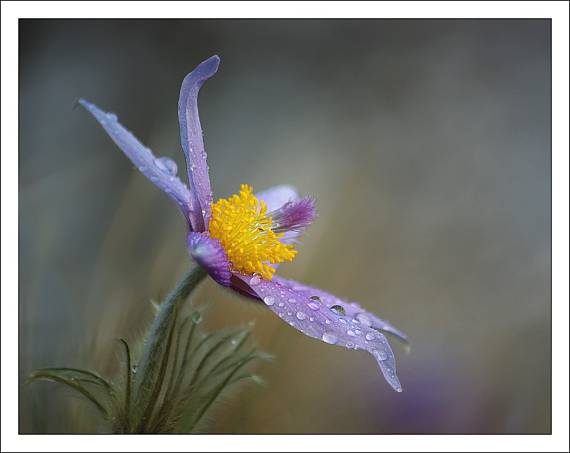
[356,313,372,326]
[201,151,207,159]
[347,329,356,336]
[296,312,307,320]
[339,318,347,324]
[287,311,292,316]
[154,157,178,176]
[131,365,138,374]
[106,112,118,121]
[192,312,202,324]
[373,349,388,361]
[278,302,284,308]
[138,166,146,172]
[325,319,331,324]
[249,273,262,286]
[309,295,321,302]
[287,298,297,303]
[322,332,337,344]
[330,305,346,316]
[263,296,275,306]
[365,332,376,341]
[355,329,362,335]
[309,317,314,322]
[347,342,355,349]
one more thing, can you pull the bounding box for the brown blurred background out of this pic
[19,19,551,434]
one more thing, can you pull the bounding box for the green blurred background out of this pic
[19,19,551,434]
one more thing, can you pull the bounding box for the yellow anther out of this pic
[208,184,297,279]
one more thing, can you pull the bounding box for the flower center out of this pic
[208,184,297,280]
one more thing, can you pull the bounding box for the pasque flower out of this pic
[79,55,407,392]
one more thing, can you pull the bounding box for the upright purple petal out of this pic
[256,185,299,212]
[178,55,219,232]
[187,232,231,286]
[237,275,403,392]
[274,276,408,343]
[255,185,314,243]
[270,197,317,235]
[79,99,194,225]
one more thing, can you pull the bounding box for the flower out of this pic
[79,55,407,392]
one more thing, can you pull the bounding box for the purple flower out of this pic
[79,55,407,392]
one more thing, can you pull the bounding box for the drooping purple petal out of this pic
[79,99,194,225]
[274,275,408,343]
[187,232,231,286]
[256,184,299,212]
[270,197,317,235]
[236,275,403,392]
[178,55,219,232]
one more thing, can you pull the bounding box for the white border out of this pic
[2,1,568,452]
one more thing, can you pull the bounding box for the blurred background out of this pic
[19,19,551,434]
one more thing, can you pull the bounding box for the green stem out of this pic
[132,266,207,432]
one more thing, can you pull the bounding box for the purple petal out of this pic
[274,276,408,343]
[270,197,317,235]
[256,185,299,212]
[79,99,194,225]
[178,55,219,232]
[187,232,231,286]
[237,275,403,392]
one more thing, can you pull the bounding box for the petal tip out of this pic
[187,232,231,287]
[197,54,221,79]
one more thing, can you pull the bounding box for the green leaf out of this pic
[131,266,207,432]
[118,339,133,433]
[27,369,111,418]
[185,357,253,432]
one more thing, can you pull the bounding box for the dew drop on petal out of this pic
[322,332,337,344]
[330,305,346,316]
[287,298,297,304]
[355,329,362,335]
[263,296,275,306]
[154,157,178,176]
[325,319,331,324]
[373,349,388,361]
[365,332,376,341]
[309,317,314,322]
[309,295,321,302]
[249,273,262,286]
[278,302,285,308]
[296,312,307,320]
[347,329,356,337]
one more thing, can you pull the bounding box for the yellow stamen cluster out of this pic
[208,184,297,280]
